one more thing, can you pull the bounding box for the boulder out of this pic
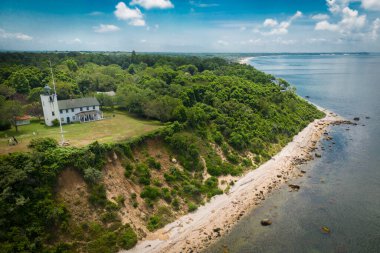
[315,153,322,158]
[321,226,331,234]
[289,184,300,191]
[353,117,360,121]
[171,158,177,163]
[261,219,272,226]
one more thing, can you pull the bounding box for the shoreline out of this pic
[237,56,254,65]
[123,109,348,253]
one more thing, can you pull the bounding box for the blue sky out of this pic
[1,0,380,52]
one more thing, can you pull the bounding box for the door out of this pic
[67,117,70,123]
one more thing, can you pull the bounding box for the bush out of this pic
[118,225,138,250]
[89,184,108,207]
[52,118,60,127]
[140,186,161,201]
[146,157,161,170]
[83,167,102,183]
[187,202,198,212]
[134,163,151,185]
[124,162,134,178]
[28,137,58,152]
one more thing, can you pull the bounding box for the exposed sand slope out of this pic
[122,109,347,253]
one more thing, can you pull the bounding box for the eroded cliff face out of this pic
[54,137,251,245]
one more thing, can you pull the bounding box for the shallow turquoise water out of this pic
[206,54,380,253]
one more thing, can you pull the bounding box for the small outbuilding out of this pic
[15,115,32,126]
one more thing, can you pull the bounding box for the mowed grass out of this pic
[0,110,163,155]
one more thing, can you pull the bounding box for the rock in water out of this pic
[288,184,300,191]
[353,117,360,121]
[315,153,322,158]
[261,219,272,226]
[321,226,331,234]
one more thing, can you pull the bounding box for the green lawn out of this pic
[0,110,163,154]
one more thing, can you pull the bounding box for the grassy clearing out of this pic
[0,110,163,154]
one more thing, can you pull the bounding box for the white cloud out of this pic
[312,14,330,20]
[315,20,340,31]
[262,11,302,35]
[315,6,366,34]
[189,1,219,8]
[263,19,278,27]
[114,2,146,26]
[361,0,380,11]
[217,40,229,46]
[93,24,120,33]
[371,18,380,39]
[130,0,174,9]
[73,38,82,43]
[0,28,32,41]
[129,18,146,26]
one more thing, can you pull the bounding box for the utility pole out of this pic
[49,60,65,145]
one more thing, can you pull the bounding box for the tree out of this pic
[0,100,24,132]
[95,93,114,109]
[143,96,181,122]
[24,102,43,120]
[27,87,44,102]
[8,71,30,94]
[0,84,16,98]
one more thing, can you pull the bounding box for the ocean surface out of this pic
[206,54,380,253]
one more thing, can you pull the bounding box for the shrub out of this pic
[140,186,161,201]
[117,225,138,250]
[28,137,58,152]
[188,202,198,212]
[134,163,151,185]
[52,118,60,127]
[124,162,134,178]
[83,167,102,183]
[89,184,107,207]
[161,188,172,203]
[146,157,161,170]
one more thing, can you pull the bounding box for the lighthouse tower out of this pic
[40,85,60,126]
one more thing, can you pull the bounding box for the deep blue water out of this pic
[206,54,380,253]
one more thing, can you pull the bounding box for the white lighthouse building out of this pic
[40,85,102,126]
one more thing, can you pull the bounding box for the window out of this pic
[72,116,75,120]
[93,106,95,109]
[61,118,64,123]
[60,109,63,114]
[87,107,89,110]
[66,109,68,113]
[80,107,83,111]
[71,108,74,112]
[52,112,55,116]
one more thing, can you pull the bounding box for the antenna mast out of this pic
[49,60,65,145]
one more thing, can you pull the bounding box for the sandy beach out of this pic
[122,107,348,253]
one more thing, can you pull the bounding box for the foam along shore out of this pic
[238,56,254,65]
[122,108,348,253]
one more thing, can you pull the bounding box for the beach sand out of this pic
[122,108,348,253]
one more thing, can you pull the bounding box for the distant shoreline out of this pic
[237,56,254,65]
[123,105,346,253]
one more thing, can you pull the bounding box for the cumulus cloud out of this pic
[262,11,302,35]
[114,2,145,26]
[93,24,120,33]
[315,20,340,31]
[263,19,278,27]
[312,14,330,20]
[130,0,174,9]
[0,28,32,41]
[361,0,380,11]
[315,6,366,35]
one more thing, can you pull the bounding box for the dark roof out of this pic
[58,97,100,110]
